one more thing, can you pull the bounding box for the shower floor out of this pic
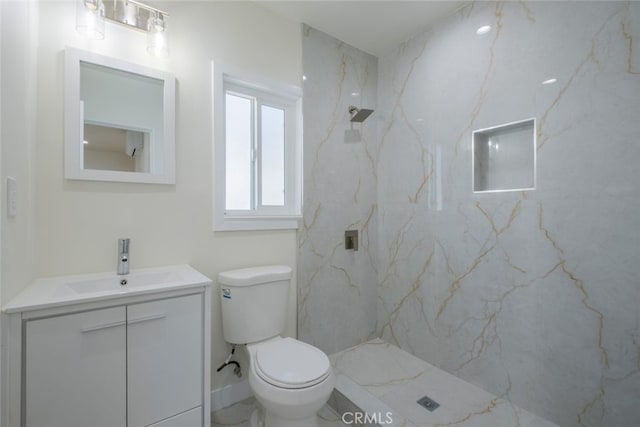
[211,338,559,427]
[329,338,560,427]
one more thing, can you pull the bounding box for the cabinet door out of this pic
[127,294,203,427]
[25,307,127,427]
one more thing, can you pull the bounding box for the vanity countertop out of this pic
[3,264,212,314]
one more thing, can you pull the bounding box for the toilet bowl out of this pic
[218,266,334,427]
[247,337,334,427]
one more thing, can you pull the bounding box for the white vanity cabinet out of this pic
[25,306,127,427]
[2,265,211,427]
[127,294,203,427]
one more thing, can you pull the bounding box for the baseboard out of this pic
[210,380,253,412]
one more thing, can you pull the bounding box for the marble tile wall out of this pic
[300,2,639,425]
[298,26,379,354]
[376,2,640,426]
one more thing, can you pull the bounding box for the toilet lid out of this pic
[255,337,331,389]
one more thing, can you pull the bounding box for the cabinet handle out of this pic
[81,320,126,333]
[127,313,167,325]
[80,313,166,332]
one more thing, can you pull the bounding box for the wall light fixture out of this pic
[76,0,170,57]
[76,0,106,40]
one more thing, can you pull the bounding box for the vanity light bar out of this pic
[102,0,169,33]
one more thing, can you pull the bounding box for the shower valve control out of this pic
[345,230,359,251]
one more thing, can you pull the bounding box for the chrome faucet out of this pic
[117,238,130,275]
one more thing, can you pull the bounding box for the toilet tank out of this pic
[219,265,292,344]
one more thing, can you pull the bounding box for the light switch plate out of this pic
[7,176,17,218]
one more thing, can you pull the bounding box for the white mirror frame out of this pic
[64,47,176,184]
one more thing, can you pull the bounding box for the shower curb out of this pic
[327,373,416,427]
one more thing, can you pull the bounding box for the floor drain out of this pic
[417,395,440,412]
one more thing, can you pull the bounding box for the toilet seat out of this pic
[254,337,331,389]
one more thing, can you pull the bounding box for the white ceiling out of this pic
[256,1,467,57]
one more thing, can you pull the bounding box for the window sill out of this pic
[214,215,301,232]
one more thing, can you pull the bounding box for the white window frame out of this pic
[212,62,302,231]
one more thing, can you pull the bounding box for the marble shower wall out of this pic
[298,26,379,354]
[376,2,640,426]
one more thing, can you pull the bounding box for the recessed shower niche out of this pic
[472,118,536,193]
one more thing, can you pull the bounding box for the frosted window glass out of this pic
[261,105,285,206]
[225,94,252,210]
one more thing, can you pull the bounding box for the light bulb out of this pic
[147,14,169,57]
[76,0,105,40]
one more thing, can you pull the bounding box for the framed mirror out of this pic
[64,48,175,184]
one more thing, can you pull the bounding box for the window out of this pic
[213,63,302,231]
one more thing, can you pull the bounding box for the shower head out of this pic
[349,105,374,123]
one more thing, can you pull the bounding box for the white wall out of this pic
[6,0,301,395]
[0,4,3,423]
[0,0,38,310]
[1,1,40,423]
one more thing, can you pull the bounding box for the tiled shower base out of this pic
[212,338,559,427]
[329,339,559,427]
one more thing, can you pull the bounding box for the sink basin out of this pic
[63,271,180,295]
[2,265,212,314]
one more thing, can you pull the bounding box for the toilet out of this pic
[219,265,334,427]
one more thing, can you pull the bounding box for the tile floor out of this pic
[211,338,560,427]
[211,399,348,427]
